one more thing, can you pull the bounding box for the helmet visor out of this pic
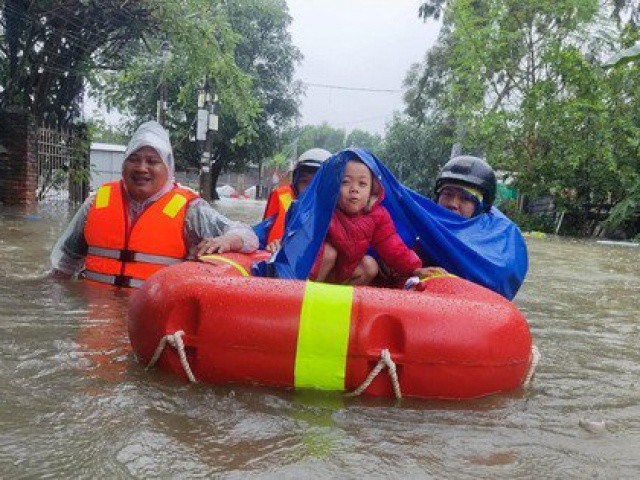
[437,184,483,204]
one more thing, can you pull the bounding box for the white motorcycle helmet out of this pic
[292,148,332,194]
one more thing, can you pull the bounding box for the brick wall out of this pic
[0,112,38,206]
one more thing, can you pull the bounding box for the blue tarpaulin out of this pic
[253,149,528,299]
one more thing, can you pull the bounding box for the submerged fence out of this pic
[36,124,89,204]
[0,112,89,206]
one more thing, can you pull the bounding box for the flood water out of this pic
[1,199,639,478]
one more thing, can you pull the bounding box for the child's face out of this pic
[338,161,372,215]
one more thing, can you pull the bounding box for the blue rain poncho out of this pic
[253,149,528,299]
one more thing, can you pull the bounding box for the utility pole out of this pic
[256,157,263,200]
[157,41,171,127]
[158,81,168,126]
[197,78,219,200]
[290,137,298,170]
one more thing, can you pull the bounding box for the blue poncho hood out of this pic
[253,149,528,299]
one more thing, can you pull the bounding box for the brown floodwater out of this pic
[0,199,639,478]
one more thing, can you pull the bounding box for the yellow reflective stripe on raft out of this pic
[95,185,111,209]
[199,254,250,277]
[162,194,187,218]
[294,281,354,390]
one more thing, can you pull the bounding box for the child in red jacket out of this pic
[310,159,436,285]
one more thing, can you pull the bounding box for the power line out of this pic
[333,113,394,129]
[301,81,400,94]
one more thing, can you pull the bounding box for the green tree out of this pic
[284,123,347,157]
[0,0,155,126]
[215,0,302,175]
[380,115,453,195]
[345,129,383,155]
[408,0,630,232]
[96,0,300,198]
[88,119,129,145]
[603,35,640,235]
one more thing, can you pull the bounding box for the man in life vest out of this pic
[433,155,497,218]
[50,120,258,287]
[258,148,332,251]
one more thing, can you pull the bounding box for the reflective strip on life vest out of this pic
[279,191,293,211]
[95,185,111,209]
[198,255,250,277]
[86,246,182,266]
[294,281,354,390]
[162,194,188,218]
[83,270,145,288]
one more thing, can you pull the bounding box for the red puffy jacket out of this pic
[322,202,422,284]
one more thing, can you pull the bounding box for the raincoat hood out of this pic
[123,121,175,179]
[253,148,528,299]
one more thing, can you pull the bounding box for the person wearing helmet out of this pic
[291,148,331,195]
[434,155,497,218]
[377,155,497,286]
[260,148,332,251]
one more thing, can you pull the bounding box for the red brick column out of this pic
[0,112,38,206]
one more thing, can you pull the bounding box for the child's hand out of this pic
[266,239,281,253]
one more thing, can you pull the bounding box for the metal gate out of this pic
[36,125,89,203]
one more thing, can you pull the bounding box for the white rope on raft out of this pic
[345,348,402,400]
[523,344,541,387]
[146,330,197,383]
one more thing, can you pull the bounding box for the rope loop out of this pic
[523,344,540,388]
[146,330,197,383]
[345,348,402,400]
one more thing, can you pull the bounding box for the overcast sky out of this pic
[85,1,440,136]
[286,0,440,135]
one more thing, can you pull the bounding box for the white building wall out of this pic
[90,143,126,190]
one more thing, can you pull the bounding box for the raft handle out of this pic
[346,348,402,400]
[146,330,198,383]
[523,345,541,388]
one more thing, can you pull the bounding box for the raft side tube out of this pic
[129,258,533,399]
[345,282,531,399]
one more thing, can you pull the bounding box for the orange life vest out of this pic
[263,185,295,243]
[83,181,199,287]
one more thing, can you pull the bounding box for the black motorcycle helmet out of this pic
[434,155,497,212]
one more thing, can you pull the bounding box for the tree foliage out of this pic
[0,0,155,126]
[345,129,383,154]
[95,0,300,196]
[380,115,453,194]
[96,0,262,144]
[406,0,640,235]
[88,118,129,145]
[604,27,640,233]
[278,123,384,167]
[284,123,347,157]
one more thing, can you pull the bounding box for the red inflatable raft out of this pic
[129,253,535,400]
